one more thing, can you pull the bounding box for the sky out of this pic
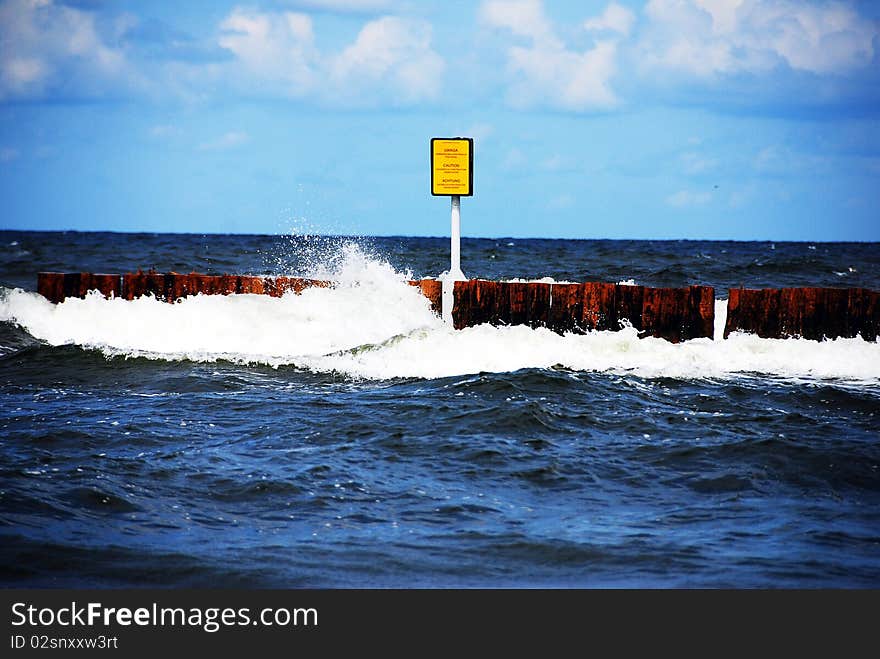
[0,0,879,240]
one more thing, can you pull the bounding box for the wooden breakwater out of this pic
[724,287,879,341]
[453,280,715,343]
[37,272,880,342]
[37,271,331,302]
[36,271,717,343]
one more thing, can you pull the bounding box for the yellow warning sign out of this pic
[431,138,473,196]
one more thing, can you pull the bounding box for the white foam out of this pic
[2,249,878,383]
[0,246,440,366]
[301,320,880,383]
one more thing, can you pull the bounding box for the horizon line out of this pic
[1,228,877,244]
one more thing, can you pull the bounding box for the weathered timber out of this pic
[451,280,715,343]
[37,272,123,303]
[451,279,553,331]
[37,271,880,343]
[724,287,880,341]
[36,272,715,342]
[642,285,715,342]
[37,272,334,304]
[39,270,443,312]
[37,272,66,303]
[408,279,442,314]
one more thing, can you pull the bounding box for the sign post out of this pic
[450,194,463,280]
[431,137,473,323]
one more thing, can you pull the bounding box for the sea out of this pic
[1,231,879,588]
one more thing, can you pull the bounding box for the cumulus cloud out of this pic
[480,0,558,44]
[639,0,878,78]
[218,8,443,104]
[0,0,129,100]
[218,9,318,95]
[4,0,875,111]
[479,0,625,111]
[0,0,441,105]
[584,2,636,36]
[329,16,444,103]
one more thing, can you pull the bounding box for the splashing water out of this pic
[1,244,878,384]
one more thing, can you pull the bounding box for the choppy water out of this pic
[1,231,879,587]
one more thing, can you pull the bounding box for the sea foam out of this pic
[2,246,879,383]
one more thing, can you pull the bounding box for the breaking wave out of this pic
[2,245,879,383]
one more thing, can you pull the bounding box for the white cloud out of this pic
[329,16,444,103]
[0,147,19,162]
[219,9,318,95]
[480,0,625,111]
[507,38,619,110]
[584,2,636,36]
[218,9,443,104]
[199,131,250,151]
[0,0,128,100]
[640,0,878,78]
[667,189,713,207]
[5,0,871,111]
[5,57,46,88]
[480,0,558,45]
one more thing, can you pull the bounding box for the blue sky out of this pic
[1,0,878,240]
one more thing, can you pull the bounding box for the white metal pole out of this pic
[442,194,465,325]
[449,195,464,280]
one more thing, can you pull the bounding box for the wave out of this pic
[2,247,879,382]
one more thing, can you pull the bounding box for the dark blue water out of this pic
[1,231,879,587]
